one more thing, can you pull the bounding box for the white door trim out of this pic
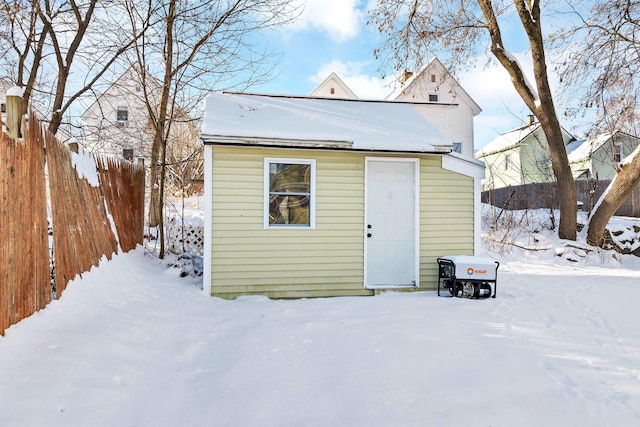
[364,157,420,289]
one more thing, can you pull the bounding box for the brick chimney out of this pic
[402,70,414,84]
[527,114,535,126]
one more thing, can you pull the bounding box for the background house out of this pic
[568,131,640,180]
[311,58,482,159]
[201,92,485,299]
[475,118,577,190]
[309,72,358,99]
[81,66,202,192]
[391,58,482,158]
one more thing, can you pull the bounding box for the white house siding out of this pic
[208,146,476,299]
[393,61,480,157]
[81,70,154,159]
[401,102,475,159]
[480,149,523,190]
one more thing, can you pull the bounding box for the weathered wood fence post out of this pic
[5,86,25,140]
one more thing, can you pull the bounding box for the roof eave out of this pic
[201,134,449,154]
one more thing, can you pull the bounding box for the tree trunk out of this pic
[479,0,577,240]
[586,148,640,246]
[537,114,577,240]
[148,132,163,228]
[148,0,177,259]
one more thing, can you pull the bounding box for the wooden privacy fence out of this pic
[0,112,50,336]
[1,112,145,335]
[482,180,640,217]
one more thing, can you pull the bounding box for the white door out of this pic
[365,159,418,288]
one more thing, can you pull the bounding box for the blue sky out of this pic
[247,0,592,150]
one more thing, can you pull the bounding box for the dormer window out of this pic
[116,106,128,127]
[429,94,438,102]
[330,87,335,95]
[430,74,436,83]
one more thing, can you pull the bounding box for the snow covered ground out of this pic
[1,207,640,426]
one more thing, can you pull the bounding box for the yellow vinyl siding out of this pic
[210,146,369,298]
[208,146,475,298]
[419,157,474,288]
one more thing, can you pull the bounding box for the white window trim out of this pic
[264,157,316,229]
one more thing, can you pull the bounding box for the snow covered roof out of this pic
[475,123,541,157]
[567,132,615,163]
[201,92,453,153]
[476,122,577,158]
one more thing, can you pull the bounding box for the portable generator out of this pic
[437,256,499,299]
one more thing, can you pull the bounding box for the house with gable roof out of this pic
[568,130,640,180]
[474,117,577,190]
[391,58,483,158]
[309,72,358,99]
[81,66,199,163]
[309,59,482,159]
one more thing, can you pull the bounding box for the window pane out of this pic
[269,194,310,225]
[269,163,310,193]
[117,107,128,121]
[268,162,312,226]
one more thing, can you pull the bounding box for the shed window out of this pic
[452,142,462,153]
[429,94,438,102]
[264,158,316,228]
[1,103,5,113]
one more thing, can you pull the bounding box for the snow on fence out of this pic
[482,180,640,217]
[1,112,145,336]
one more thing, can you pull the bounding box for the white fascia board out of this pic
[442,153,486,179]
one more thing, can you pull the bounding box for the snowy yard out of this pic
[1,238,640,426]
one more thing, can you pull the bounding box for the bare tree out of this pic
[369,0,578,240]
[554,1,640,246]
[0,0,145,135]
[124,0,297,258]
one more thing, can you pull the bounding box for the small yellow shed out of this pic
[201,92,485,299]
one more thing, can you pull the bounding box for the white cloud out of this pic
[310,60,394,99]
[289,0,363,42]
